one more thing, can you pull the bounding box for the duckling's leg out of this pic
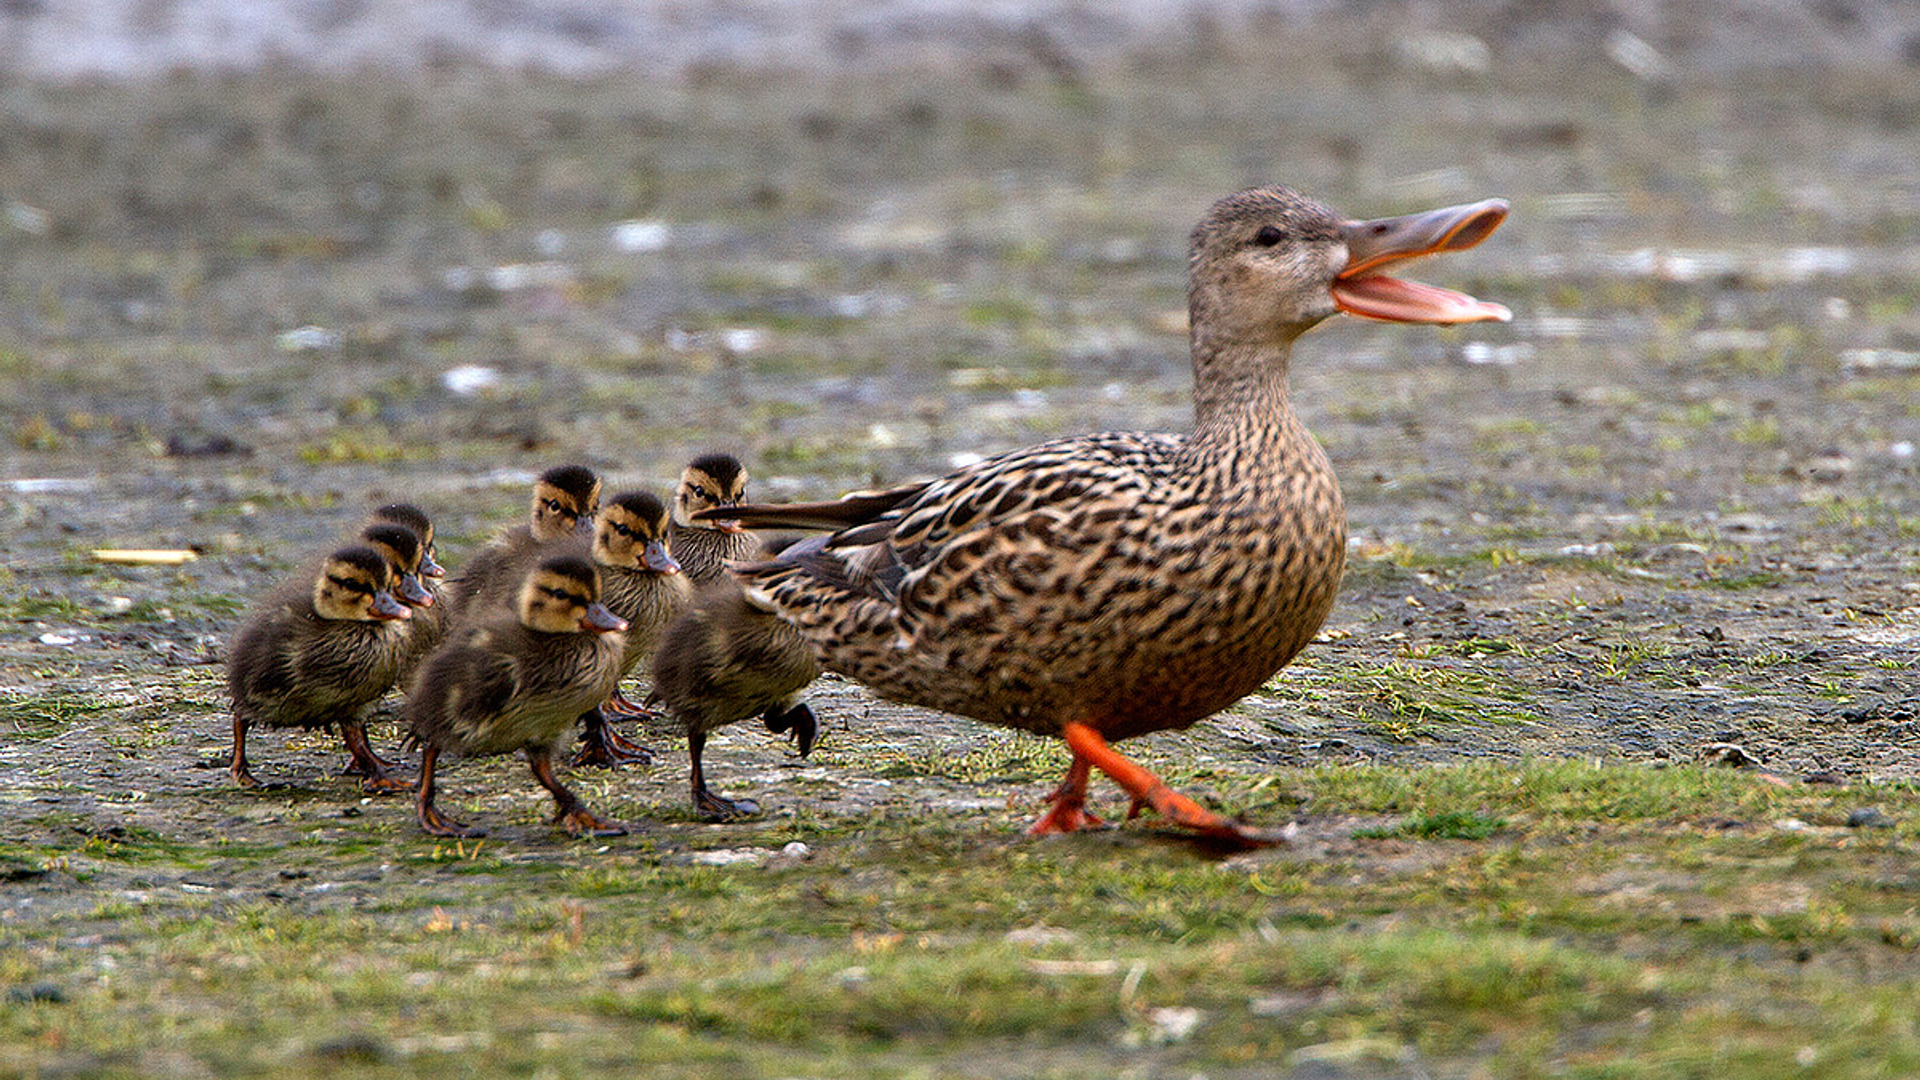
[571,707,652,768]
[229,714,262,789]
[415,746,484,838]
[339,720,415,794]
[527,747,628,837]
[1026,755,1106,834]
[688,729,761,820]
[1055,721,1283,848]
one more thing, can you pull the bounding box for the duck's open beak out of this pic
[581,603,629,634]
[1334,199,1511,324]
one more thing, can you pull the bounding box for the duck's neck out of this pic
[1187,333,1302,462]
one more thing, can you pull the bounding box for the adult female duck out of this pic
[709,186,1510,845]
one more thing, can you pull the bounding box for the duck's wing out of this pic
[734,431,1182,609]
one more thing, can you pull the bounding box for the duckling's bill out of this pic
[1332,198,1512,324]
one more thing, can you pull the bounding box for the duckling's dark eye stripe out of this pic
[541,585,592,605]
[326,574,375,595]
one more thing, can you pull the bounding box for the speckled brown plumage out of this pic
[445,464,602,624]
[406,555,629,838]
[226,545,415,793]
[715,185,1511,844]
[651,583,820,819]
[666,453,766,584]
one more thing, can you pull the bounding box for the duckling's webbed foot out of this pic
[415,746,484,838]
[528,748,627,838]
[762,702,818,758]
[571,708,653,769]
[601,689,664,720]
[340,721,414,794]
[689,729,761,821]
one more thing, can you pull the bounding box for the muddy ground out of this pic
[2,6,1920,1068]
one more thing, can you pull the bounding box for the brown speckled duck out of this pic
[651,582,820,820]
[407,555,629,838]
[445,464,601,624]
[366,502,447,680]
[707,186,1510,845]
[226,545,415,793]
[667,453,766,584]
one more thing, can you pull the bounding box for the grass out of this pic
[7,759,1920,1077]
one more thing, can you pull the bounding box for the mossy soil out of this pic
[4,18,1920,1078]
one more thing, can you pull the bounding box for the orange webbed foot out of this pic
[1059,721,1286,850]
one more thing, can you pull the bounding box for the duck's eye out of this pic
[1253,225,1286,247]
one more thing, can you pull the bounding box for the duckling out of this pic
[226,545,415,793]
[407,555,630,838]
[650,582,820,820]
[568,491,694,767]
[707,186,1511,846]
[667,453,765,584]
[358,522,435,611]
[366,502,448,679]
[445,464,601,624]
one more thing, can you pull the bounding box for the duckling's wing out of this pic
[440,644,521,729]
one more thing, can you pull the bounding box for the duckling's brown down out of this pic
[226,545,415,793]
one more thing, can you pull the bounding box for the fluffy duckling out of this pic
[407,555,630,838]
[650,583,820,820]
[226,545,415,793]
[446,464,601,624]
[667,453,765,584]
[366,502,447,678]
[569,491,694,767]
[359,522,435,610]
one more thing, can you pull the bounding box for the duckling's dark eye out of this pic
[1253,225,1286,247]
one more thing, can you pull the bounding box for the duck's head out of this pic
[1188,185,1509,348]
[517,554,629,636]
[359,523,435,608]
[313,546,412,623]
[672,453,748,533]
[594,491,680,575]
[529,464,602,542]
[369,503,443,577]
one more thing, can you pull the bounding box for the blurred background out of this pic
[1,0,1917,632]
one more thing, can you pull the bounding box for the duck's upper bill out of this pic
[1332,198,1512,324]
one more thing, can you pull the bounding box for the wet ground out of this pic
[3,0,1920,951]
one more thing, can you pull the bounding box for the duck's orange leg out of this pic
[1027,753,1106,835]
[1059,721,1281,847]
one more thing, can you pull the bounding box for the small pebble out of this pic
[1847,807,1895,829]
